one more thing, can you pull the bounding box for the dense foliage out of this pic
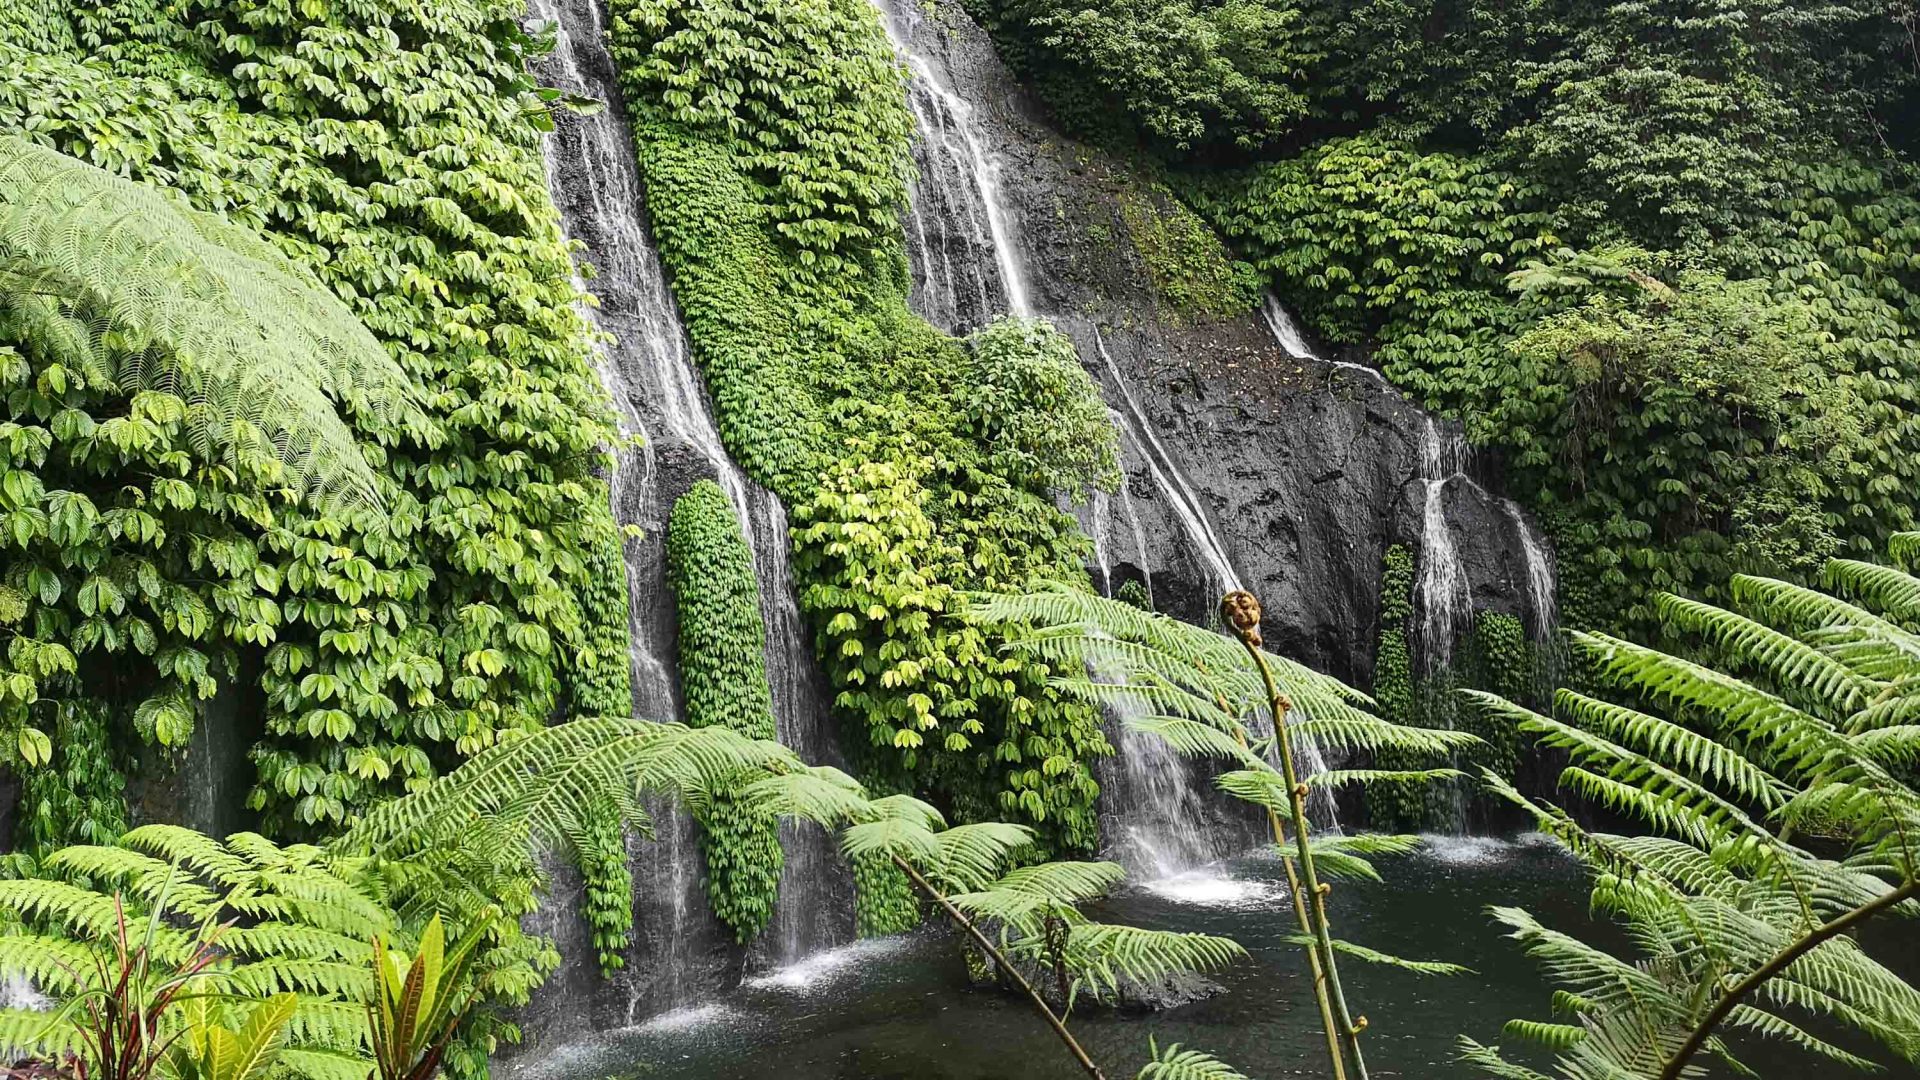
[607,0,1122,866]
[965,0,1920,634]
[1463,543,1920,1078]
[0,1,629,834]
[665,480,784,942]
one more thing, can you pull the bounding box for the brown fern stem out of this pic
[890,855,1108,1080]
[1657,876,1920,1080]
[1225,590,1368,1080]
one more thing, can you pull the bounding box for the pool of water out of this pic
[510,834,1602,1079]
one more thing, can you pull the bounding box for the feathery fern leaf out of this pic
[0,138,430,511]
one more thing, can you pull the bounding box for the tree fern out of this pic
[977,586,1472,1080]
[1467,539,1920,1079]
[0,137,429,512]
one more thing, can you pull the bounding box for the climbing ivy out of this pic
[665,480,784,943]
[852,850,919,937]
[608,0,1120,869]
[575,794,635,976]
[1365,544,1430,831]
[1459,610,1525,783]
[0,1,627,832]
[15,697,126,857]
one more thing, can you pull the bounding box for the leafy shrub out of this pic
[1192,135,1560,345]
[961,319,1121,496]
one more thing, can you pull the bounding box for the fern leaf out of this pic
[0,138,429,512]
[1135,1041,1251,1080]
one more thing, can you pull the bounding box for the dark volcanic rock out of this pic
[884,0,1546,691]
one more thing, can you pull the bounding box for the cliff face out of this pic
[884,0,1543,691]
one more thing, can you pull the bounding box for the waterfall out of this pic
[871,0,1030,330]
[1501,499,1558,643]
[1414,418,1472,672]
[868,1,1341,889]
[1259,293,1389,390]
[1086,491,1113,595]
[531,0,848,1016]
[1096,334,1242,599]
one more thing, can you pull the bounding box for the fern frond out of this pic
[1288,936,1470,976]
[1500,1019,1586,1050]
[1305,767,1464,789]
[1064,923,1245,999]
[1826,560,1920,623]
[1134,1041,1251,1080]
[1455,1036,1555,1080]
[949,862,1125,931]
[0,138,429,511]
[1724,1004,1886,1071]
[1657,593,1875,718]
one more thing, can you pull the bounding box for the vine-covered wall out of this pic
[958,0,1920,640]
[607,0,1122,875]
[0,1,628,833]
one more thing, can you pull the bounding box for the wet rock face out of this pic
[889,0,1539,690]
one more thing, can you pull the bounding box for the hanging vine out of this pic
[666,480,785,942]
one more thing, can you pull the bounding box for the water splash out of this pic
[744,937,914,993]
[1,974,46,1011]
[1143,872,1284,908]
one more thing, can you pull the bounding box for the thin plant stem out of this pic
[1231,718,1348,1080]
[890,855,1109,1080]
[1656,876,1920,1080]
[1226,592,1371,1080]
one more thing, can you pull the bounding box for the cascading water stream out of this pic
[1259,293,1390,390]
[866,8,1340,883]
[531,0,847,1017]
[871,0,1029,330]
[1501,500,1558,643]
[1414,418,1472,673]
[1096,334,1242,600]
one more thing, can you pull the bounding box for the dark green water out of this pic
[520,835,1597,1079]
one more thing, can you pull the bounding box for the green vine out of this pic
[574,794,635,976]
[0,1,626,836]
[666,480,784,942]
[1460,610,1526,783]
[1365,544,1432,830]
[852,850,919,937]
[16,696,126,858]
